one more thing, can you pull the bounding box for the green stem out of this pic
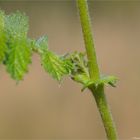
[77,0,118,139]
[90,85,118,140]
[77,0,100,81]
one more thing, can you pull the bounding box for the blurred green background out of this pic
[0,0,140,139]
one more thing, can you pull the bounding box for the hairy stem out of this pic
[77,0,118,139]
[77,0,100,81]
[90,85,118,140]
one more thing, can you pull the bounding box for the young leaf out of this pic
[33,36,72,81]
[41,51,72,81]
[68,52,118,91]
[4,11,31,80]
[0,11,7,63]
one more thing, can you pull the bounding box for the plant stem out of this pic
[90,85,118,140]
[77,0,118,139]
[77,0,100,81]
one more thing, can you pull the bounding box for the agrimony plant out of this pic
[0,0,118,139]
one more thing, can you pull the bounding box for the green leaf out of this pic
[0,10,7,63]
[4,11,31,80]
[34,35,72,81]
[5,38,31,81]
[100,75,118,87]
[41,51,72,81]
[82,75,118,91]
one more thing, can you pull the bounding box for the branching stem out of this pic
[77,0,118,139]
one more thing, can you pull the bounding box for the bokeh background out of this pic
[0,0,140,139]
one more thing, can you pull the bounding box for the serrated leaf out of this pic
[0,10,7,63]
[34,35,72,81]
[41,51,72,81]
[100,75,118,87]
[4,11,31,80]
[82,75,118,91]
[5,38,31,80]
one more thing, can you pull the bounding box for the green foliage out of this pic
[0,9,74,81]
[41,51,73,81]
[0,11,7,63]
[82,75,117,91]
[4,11,31,81]
[33,36,73,81]
[0,9,117,90]
[68,52,89,84]
[5,38,31,80]
[67,52,117,91]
